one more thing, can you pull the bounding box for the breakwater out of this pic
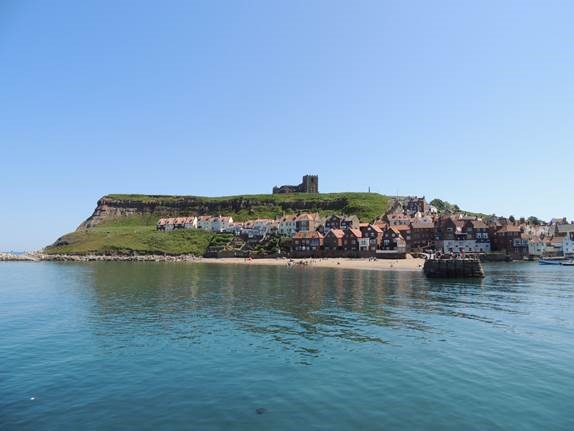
[0,253,201,262]
[423,258,485,278]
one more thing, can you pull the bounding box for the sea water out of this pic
[1,262,574,430]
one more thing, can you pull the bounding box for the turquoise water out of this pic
[2,262,574,430]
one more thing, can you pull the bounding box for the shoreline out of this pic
[1,253,425,271]
[200,256,425,271]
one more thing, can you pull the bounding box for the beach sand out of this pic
[199,256,425,271]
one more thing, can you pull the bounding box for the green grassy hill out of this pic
[102,192,391,222]
[45,192,392,255]
[46,216,215,256]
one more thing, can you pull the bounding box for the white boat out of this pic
[539,258,563,265]
[561,260,574,267]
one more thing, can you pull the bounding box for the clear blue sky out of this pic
[1,0,573,251]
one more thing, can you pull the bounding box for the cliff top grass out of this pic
[46,192,392,255]
[104,192,391,223]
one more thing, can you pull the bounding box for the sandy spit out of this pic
[199,256,425,271]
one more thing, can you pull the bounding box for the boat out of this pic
[561,260,574,266]
[539,258,563,265]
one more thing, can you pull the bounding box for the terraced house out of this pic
[292,231,324,252]
[492,225,528,258]
[295,213,323,232]
[321,215,360,233]
[555,224,574,256]
[381,226,407,253]
[276,215,297,236]
[359,224,384,250]
[410,220,435,250]
[434,217,492,253]
[342,229,362,252]
[323,229,345,251]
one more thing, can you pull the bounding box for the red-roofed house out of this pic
[292,231,324,252]
[359,224,384,250]
[381,226,406,253]
[493,225,528,258]
[342,229,362,252]
[295,213,322,232]
[323,229,345,251]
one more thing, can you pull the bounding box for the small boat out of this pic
[539,258,563,265]
[561,260,574,266]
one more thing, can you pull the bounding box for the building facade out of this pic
[273,175,319,194]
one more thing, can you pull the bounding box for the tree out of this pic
[509,215,516,224]
[527,216,542,226]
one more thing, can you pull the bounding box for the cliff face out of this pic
[77,194,380,230]
[47,193,390,255]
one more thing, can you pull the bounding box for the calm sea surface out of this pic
[2,262,574,430]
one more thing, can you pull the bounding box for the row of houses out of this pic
[527,224,574,257]
[157,216,235,232]
[156,207,574,259]
[157,213,354,235]
[295,214,574,258]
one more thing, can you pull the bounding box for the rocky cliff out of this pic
[78,193,391,229]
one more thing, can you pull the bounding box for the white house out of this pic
[277,215,297,237]
[528,239,546,256]
[440,239,491,253]
[241,220,272,239]
[564,232,574,256]
[251,219,273,234]
[223,222,243,235]
[197,216,212,230]
[545,237,564,256]
[183,216,197,229]
[211,216,234,232]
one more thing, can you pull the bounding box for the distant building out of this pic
[321,214,359,233]
[410,220,435,250]
[323,229,345,251]
[555,224,574,256]
[528,239,546,257]
[385,196,435,217]
[342,229,362,252]
[493,225,529,258]
[211,216,234,232]
[273,175,319,194]
[277,214,297,236]
[292,231,324,252]
[435,217,491,253]
[295,213,322,232]
[381,227,407,252]
[156,216,197,231]
[359,224,384,250]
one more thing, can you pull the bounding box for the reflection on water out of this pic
[2,261,574,431]
[80,262,543,354]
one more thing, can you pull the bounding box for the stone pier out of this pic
[423,258,485,278]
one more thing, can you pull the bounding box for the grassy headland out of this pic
[45,193,392,255]
[103,192,391,222]
[45,216,215,256]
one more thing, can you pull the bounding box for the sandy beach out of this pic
[200,256,425,271]
[3,253,425,271]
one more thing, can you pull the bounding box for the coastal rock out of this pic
[76,195,357,230]
[32,253,201,263]
[0,253,38,261]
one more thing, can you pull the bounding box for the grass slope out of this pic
[46,193,392,255]
[46,216,214,255]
